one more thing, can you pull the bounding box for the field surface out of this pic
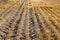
[0,0,60,40]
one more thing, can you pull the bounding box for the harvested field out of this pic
[0,0,60,40]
